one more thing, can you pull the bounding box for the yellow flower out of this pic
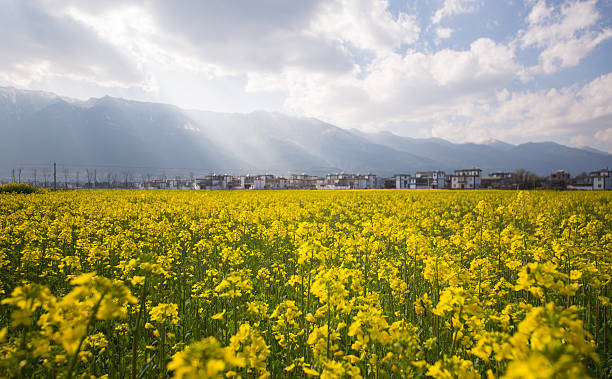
[303,366,319,376]
[150,303,180,325]
[228,323,270,376]
[168,337,240,379]
[131,276,146,286]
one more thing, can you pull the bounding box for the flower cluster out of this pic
[0,189,609,377]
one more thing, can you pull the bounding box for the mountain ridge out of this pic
[1,86,610,177]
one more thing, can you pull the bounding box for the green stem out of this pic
[131,277,149,379]
[67,293,105,379]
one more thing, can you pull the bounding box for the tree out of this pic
[510,169,542,190]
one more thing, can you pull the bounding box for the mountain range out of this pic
[1,86,610,178]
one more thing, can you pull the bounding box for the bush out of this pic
[0,182,38,194]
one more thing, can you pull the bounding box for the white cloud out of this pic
[526,0,552,25]
[436,27,454,39]
[1,0,611,152]
[432,0,482,24]
[430,38,518,86]
[52,0,420,80]
[0,1,146,89]
[311,0,420,54]
[144,1,355,75]
[595,128,612,144]
[569,134,592,147]
[442,73,612,151]
[520,0,612,74]
[283,38,519,128]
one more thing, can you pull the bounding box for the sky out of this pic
[1,0,612,152]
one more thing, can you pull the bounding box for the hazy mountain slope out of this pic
[0,90,246,173]
[574,146,610,156]
[355,130,612,175]
[508,142,611,175]
[351,130,510,171]
[0,87,63,122]
[1,86,610,178]
[188,110,437,176]
[481,139,515,151]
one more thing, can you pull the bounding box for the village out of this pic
[5,166,611,191]
[134,168,611,191]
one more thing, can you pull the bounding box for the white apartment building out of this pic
[394,174,410,189]
[591,169,612,190]
[450,168,482,189]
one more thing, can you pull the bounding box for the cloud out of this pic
[311,0,420,54]
[526,0,552,25]
[145,0,355,74]
[0,1,146,89]
[436,27,454,40]
[283,38,519,127]
[142,0,420,75]
[519,0,612,74]
[569,134,592,147]
[0,0,610,153]
[595,128,612,144]
[283,63,612,152]
[48,0,420,78]
[430,38,518,86]
[443,72,612,151]
[432,0,482,24]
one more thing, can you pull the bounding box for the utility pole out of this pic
[12,168,15,183]
[33,169,37,187]
[18,168,22,183]
[53,162,57,190]
[76,171,79,189]
[94,169,97,189]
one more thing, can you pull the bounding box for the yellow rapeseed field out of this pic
[0,189,610,378]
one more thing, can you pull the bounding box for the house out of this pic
[146,179,169,189]
[250,174,288,190]
[319,173,349,190]
[240,174,255,189]
[549,170,570,189]
[167,178,195,190]
[239,174,277,190]
[197,174,236,190]
[550,170,570,182]
[410,171,445,189]
[409,176,431,189]
[591,169,612,190]
[377,177,395,189]
[263,175,289,190]
[318,173,377,190]
[289,173,320,189]
[567,172,593,190]
[572,172,593,187]
[394,174,410,189]
[450,168,482,189]
[252,177,266,190]
[363,174,377,189]
[253,174,275,190]
[481,171,513,189]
